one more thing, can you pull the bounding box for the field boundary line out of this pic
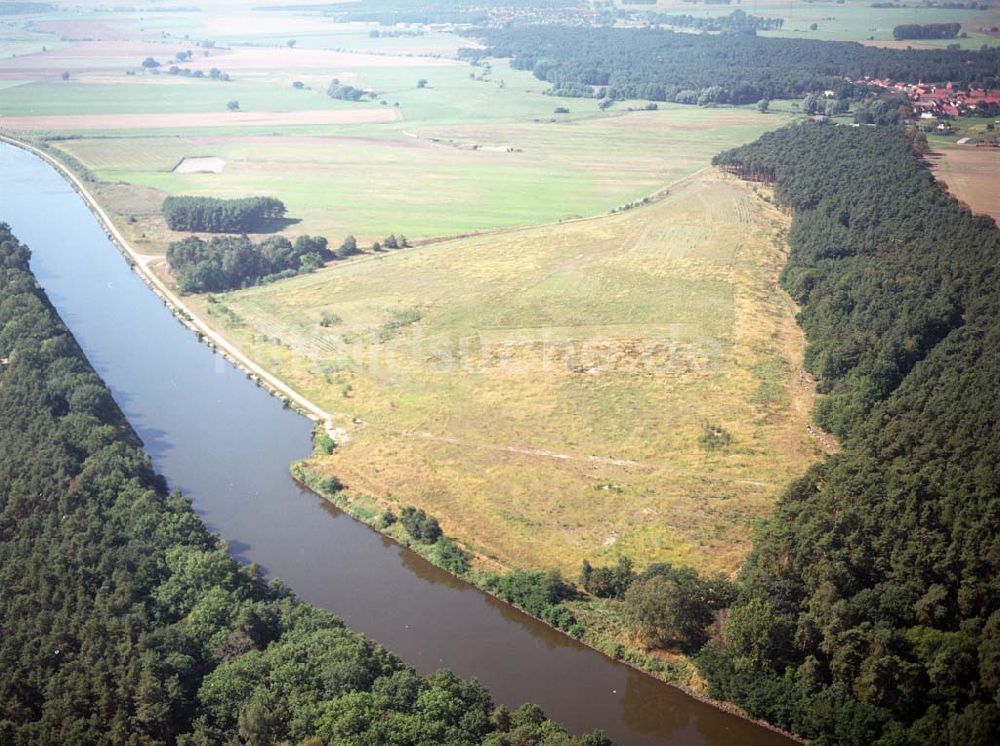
[0,133,338,437]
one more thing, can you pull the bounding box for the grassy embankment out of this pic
[185,171,827,694]
[187,172,826,579]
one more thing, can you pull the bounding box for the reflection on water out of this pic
[0,141,793,746]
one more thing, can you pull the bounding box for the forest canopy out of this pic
[702,123,1000,745]
[0,223,608,745]
[162,195,286,233]
[893,23,962,40]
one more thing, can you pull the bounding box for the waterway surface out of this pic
[0,141,793,745]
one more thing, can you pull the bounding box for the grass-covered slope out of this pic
[0,223,608,745]
[186,172,819,577]
[700,123,1000,745]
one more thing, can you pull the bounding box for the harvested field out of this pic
[1,107,402,131]
[173,156,226,173]
[931,144,1000,223]
[0,41,185,80]
[857,39,946,50]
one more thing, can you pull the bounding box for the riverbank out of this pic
[293,458,805,745]
[2,132,801,744]
[0,133,337,434]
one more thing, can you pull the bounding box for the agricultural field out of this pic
[930,143,1000,222]
[49,104,787,244]
[0,0,795,245]
[923,116,1000,222]
[620,0,1000,49]
[186,173,826,577]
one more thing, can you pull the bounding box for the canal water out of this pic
[0,141,791,745]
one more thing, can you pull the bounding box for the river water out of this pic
[0,141,791,745]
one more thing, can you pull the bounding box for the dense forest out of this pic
[162,196,286,233]
[0,224,609,745]
[466,26,1000,104]
[700,123,1000,744]
[166,234,331,292]
[893,23,962,40]
[270,0,584,25]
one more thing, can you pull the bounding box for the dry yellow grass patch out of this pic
[189,171,824,577]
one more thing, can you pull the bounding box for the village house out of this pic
[851,76,1000,119]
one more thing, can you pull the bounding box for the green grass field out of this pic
[0,2,792,247]
[26,41,791,244]
[186,173,824,576]
[54,104,787,241]
[620,0,1000,48]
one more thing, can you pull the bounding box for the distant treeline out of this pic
[705,122,1000,744]
[874,2,988,8]
[465,26,1000,104]
[652,10,784,34]
[893,22,962,39]
[0,2,54,13]
[266,0,584,25]
[166,234,331,292]
[0,223,609,745]
[327,78,366,101]
[162,195,286,233]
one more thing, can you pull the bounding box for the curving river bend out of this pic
[0,141,792,745]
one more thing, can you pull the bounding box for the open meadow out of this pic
[187,173,826,576]
[619,0,1000,49]
[0,0,795,246]
[47,104,787,245]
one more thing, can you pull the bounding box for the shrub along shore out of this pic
[296,121,1000,746]
[0,222,611,744]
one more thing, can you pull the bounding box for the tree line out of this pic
[702,122,1000,744]
[0,223,610,745]
[276,0,585,26]
[463,26,1000,105]
[162,195,287,233]
[166,234,331,292]
[893,23,962,40]
[167,232,411,293]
